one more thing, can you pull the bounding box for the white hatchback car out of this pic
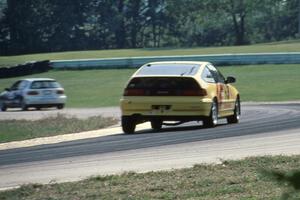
[0,78,67,111]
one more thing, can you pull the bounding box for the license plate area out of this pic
[42,90,52,95]
[151,105,171,113]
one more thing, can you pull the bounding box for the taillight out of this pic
[57,90,64,95]
[124,88,145,96]
[181,89,207,96]
[27,91,39,95]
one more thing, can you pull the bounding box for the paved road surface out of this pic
[0,103,300,190]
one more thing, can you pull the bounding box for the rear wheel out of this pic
[203,100,218,128]
[151,119,163,131]
[57,104,64,110]
[227,98,240,124]
[0,101,7,111]
[122,116,136,134]
[21,100,28,111]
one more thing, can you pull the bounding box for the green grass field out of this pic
[0,41,299,67]
[1,155,299,199]
[0,115,118,143]
[0,64,299,107]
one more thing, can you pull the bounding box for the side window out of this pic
[10,81,21,90]
[207,64,225,83]
[18,81,28,90]
[215,69,225,84]
[201,67,215,83]
[31,81,42,89]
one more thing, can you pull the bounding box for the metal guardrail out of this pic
[50,52,300,69]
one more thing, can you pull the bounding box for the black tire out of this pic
[122,116,136,134]
[203,100,218,128]
[151,119,163,131]
[57,104,64,110]
[0,101,7,111]
[227,98,241,124]
[21,100,28,111]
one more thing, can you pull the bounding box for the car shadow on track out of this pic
[2,108,58,112]
[132,121,228,136]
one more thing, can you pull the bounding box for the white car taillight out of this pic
[56,90,64,95]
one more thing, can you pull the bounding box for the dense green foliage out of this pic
[1,155,300,199]
[0,0,299,55]
[0,64,299,107]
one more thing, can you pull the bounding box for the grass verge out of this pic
[0,41,299,67]
[0,114,118,143]
[0,64,299,107]
[0,155,299,199]
[219,64,300,101]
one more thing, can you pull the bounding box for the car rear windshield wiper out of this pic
[181,66,195,76]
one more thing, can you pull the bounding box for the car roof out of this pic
[134,61,210,77]
[20,78,56,82]
[146,61,210,66]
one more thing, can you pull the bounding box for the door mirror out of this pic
[226,76,236,84]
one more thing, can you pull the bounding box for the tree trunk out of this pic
[7,0,17,45]
[228,0,247,45]
[130,0,141,48]
[115,0,126,48]
[298,0,300,37]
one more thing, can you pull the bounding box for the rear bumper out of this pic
[120,96,212,119]
[24,95,67,105]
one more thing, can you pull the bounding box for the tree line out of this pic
[0,0,299,55]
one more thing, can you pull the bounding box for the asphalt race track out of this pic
[0,104,300,190]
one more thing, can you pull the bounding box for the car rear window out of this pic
[30,81,61,89]
[136,63,200,76]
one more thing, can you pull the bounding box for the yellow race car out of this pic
[120,61,240,134]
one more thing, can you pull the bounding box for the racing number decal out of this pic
[216,83,224,102]
[217,84,230,110]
